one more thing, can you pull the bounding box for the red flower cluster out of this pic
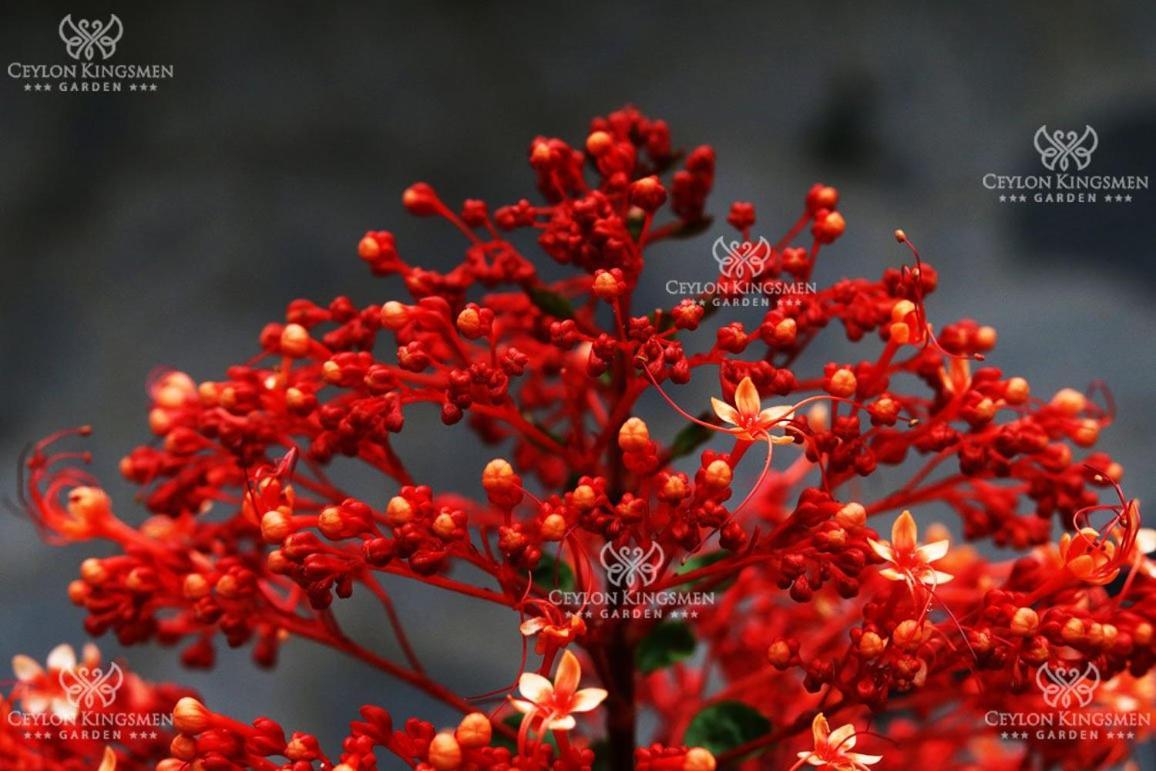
[15,106,1156,770]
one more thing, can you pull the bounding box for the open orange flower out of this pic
[868,510,953,589]
[510,649,607,732]
[710,376,796,443]
[793,712,882,770]
[519,613,587,655]
[1059,527,1123,585]
[12,643,102,721]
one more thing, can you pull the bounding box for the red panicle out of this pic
[10,106,1153,771]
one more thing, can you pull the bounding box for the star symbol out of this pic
[584,610,593,618]
[129,83,138,91]
[1019,195,1028,202]
[32,83,41,92]
[151,731,159,739]
[1000,731,1009,739]
[23,83,31,92]
[150,83,158,92]
[690,610,699,618]
[1125,194,1133,202]
[1128,731,1136,739]
[130,731,139,740]
[23,732,31,739]
[998,194,1007,202]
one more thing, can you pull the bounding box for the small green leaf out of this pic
[527,286,575,319]
[682,701,770,756]
[668,414,716,459]
[494,714,558,752]
[627,212,646,241]
[635,621,697,674]
[532,552,576,592]
[674,551,736,593]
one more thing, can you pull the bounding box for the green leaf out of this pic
[674,551,736,593]
[532,552,576,592]
[635,621,697,674]
[627,212,646,241]
[668,414,716,459]
[682,701,770,756]
[494,714,558,752]
[527,286,575,319]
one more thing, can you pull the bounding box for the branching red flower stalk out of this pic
[8,106,1155,770]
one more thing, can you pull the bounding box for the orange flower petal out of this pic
[734,377,761,419]
[891,511,918,554]
[518,672,553,703]
[711,397,740,427]
[570,687,608,712]
[553,649,582,699]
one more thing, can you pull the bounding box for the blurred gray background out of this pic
[1,0,1154,764]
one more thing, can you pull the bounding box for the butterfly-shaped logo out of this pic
[1035,661,1099,709]
[58,662,124,709]
[600,541,664,588]
[59,15,124,61]
[1033,125,1098,172]
[712,236,770,279]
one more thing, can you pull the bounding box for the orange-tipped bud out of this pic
[455,712,492,749]
[428,731,463,770]
[704,459,732,489]
[261,510,292,544]
[386,496,414,526]
[859,631,886,658]
[380,301,411,330]
[1010,607,1039,636]
[572,484,597,510]
[828,368,857,398]
[280,323,311,357]
[585,131,612,156]
[683,748,717,771]
[1051,388,1087,416]
[618,417,650,452]
[540,513,567,541]
[173,697,211,735]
